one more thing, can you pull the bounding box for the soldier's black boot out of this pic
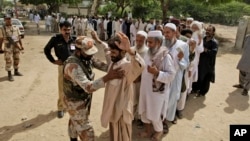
[70,138,77,141]
[8,71,14,81]
[14,69,23,76]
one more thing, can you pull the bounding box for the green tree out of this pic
[107,0,132,16]
[90,0,103,16]
[243,0,250,4]
[159,0,171,22]
[131,0,161,20]
[193,0,235,4]
[19,0,82,13]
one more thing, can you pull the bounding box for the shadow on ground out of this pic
[224,89,249,114]
[182,94,206,120]
[0,111,57,141]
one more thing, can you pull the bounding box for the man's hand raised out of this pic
[114,32,135,55]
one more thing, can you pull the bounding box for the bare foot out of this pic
[151,131,163,141]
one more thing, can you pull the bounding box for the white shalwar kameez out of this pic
[139,50,175,131]
[166,40,189,121]
[187,32,204,93]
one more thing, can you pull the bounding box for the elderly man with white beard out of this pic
[138,30,175,141]
[163,23,189,128]
[128,30,148,128]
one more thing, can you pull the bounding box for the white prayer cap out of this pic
[164,23,177,31]
[136,30,147,38]
[169,15,174,19]
[148,31,162,37]
[187,17,194,21]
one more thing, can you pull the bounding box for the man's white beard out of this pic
[135,43,146,53]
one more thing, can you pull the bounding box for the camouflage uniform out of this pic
[0,25,22,71]
[63,52,108,140]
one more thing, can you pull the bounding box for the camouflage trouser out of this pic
[4,44,20,71]
[64,98,95,141]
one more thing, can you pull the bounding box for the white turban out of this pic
[164,23,177,31]
[137,30,148,38]
[148,30,162,37]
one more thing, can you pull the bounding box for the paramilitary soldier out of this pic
[0,14,24,81]
[63,32,124,141]
[44,21,76,118]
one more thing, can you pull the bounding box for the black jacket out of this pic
[44,34,76,63]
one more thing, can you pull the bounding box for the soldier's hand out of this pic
[53,60,63,65]
[86,83,96,93]
[103,64,124,82]
[91,31,101,43]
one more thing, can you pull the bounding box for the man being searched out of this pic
[63,33,126,141]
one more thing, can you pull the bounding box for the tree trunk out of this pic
[90,0,102,16]
[161,0,170,22]
[48,3,59,14]
[121,7,125,17]
[14,0,18,18]
[77,4,80,15]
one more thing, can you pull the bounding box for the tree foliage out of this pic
[193,0,234,4]
[106,0,132,16]
[169,0,250,25]
[19,0,82,13]
[132,0,161,20]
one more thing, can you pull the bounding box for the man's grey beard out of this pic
[165,38,175,48]
[149,46,160,55]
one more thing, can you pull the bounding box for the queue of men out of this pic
[0,13,221,141]
[43,15,218,140]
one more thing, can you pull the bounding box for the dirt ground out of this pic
[0,20,249,141]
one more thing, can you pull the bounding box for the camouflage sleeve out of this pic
[64,62,105,93]
[64,63,91,93]
[92,57,108,72]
